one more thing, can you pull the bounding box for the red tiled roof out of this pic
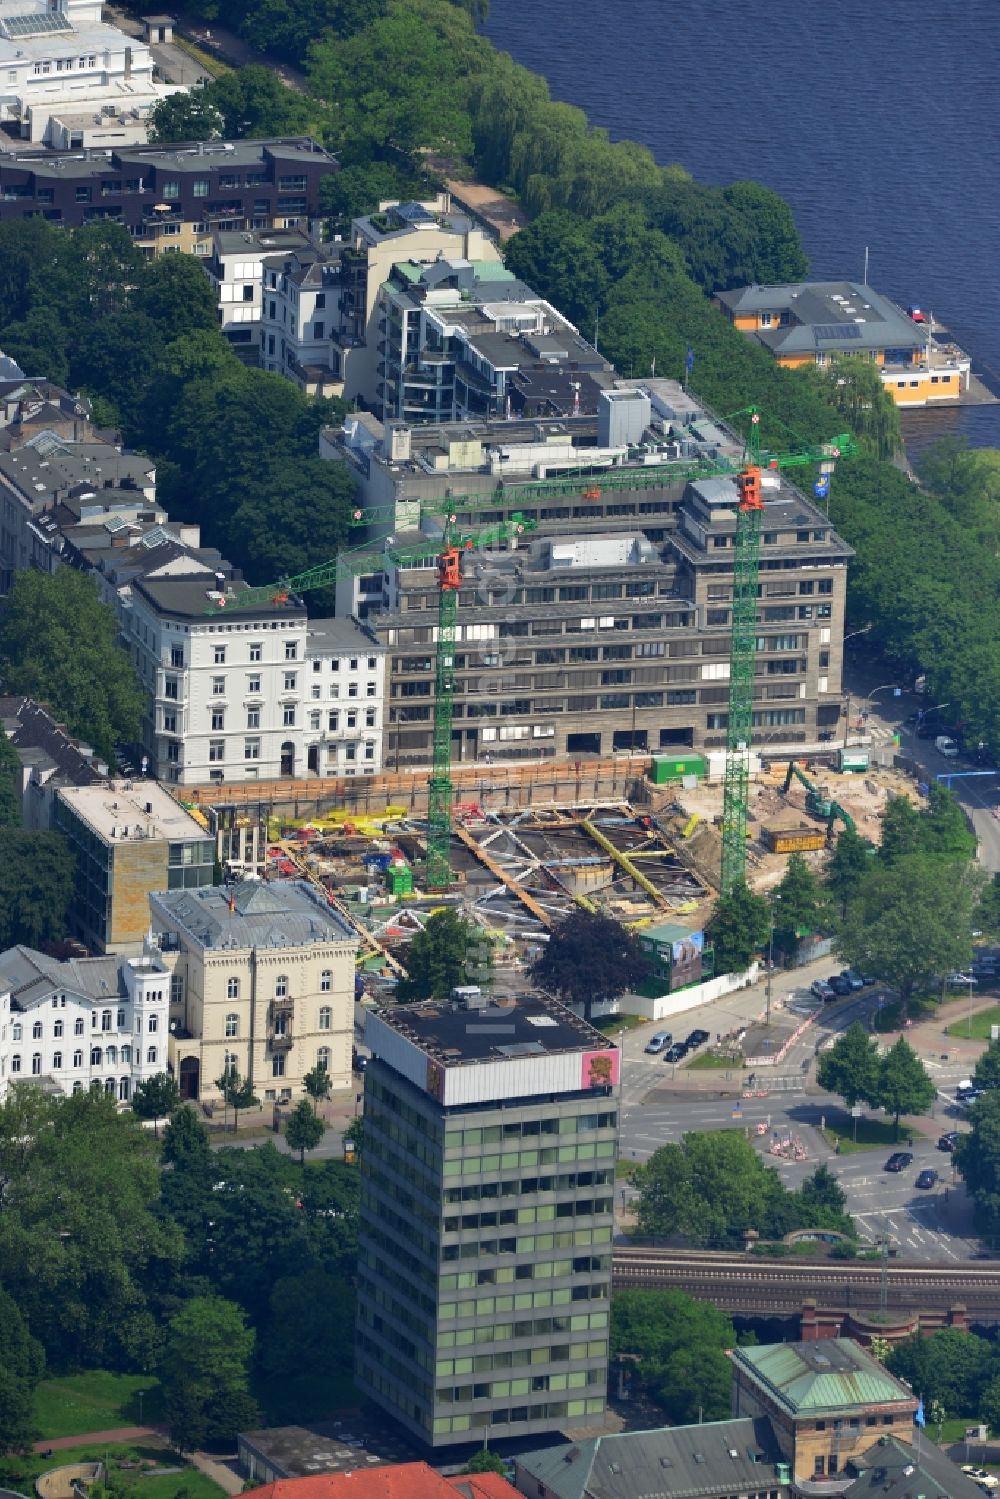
[252,1463,519,1499]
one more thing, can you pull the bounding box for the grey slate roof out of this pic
[151,879,353,952]
[0,946,127,1009]
[848,1436,984,1499]
[515,1417,783,1499]
[717,281,925,358]
[0,695,105,785]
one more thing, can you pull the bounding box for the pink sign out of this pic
[581,1049,619,1090]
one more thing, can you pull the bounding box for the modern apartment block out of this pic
[205,224,313,357]
[0,0,181,149]
[53,779,214,954]
[0,136,338,256]
[356,990,619,1447]
[149,878,355,1105]
[0,942,171,1102]
[259,238,343,395]
[330,382,852,767]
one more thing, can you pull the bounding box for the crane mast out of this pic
[721,413,764,893]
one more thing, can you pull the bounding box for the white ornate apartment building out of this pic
[0,945,170,1101]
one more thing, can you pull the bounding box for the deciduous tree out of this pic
[530,909,647,1023]
[303,1064,332,1108]
[816,1023,881,1109]
[131,1073,181,1138]
[0,831,76,949]
[876,1037,935,1138]
[160,1296,258,1451]
[397,908,487,1003]
[707,882,770,975]
[216,1069,259,1130]
[0,1288,44,1452]
[611,1288,735,1423]
[285,1097,325,1163]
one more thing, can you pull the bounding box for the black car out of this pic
[885,1151,913,1172]
[664,1043,687,1063]
[915,1168,939,1189]
[685,1029,710,1047]
[938,1132,959,1152]
[828,975,853,997]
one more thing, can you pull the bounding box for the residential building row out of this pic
[0,0,182,149]
[0,876,357,1106]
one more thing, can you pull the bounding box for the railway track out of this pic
[612,1246,1000,1317]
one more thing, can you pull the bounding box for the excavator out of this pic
[782,761,856,844]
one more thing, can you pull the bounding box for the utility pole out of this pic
[765,925,774,1029]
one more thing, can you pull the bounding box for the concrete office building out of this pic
[356,990,619,1447]
[53,779,214,954]
[330,383,852,768]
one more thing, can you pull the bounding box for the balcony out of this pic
[268,1028,293,1052]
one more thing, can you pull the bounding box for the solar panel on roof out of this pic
[0,12,74,36]
[813,323,862,341]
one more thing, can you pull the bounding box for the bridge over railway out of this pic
[612,1246,1000,1327]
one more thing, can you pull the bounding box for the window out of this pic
[347,711,358,730]
[272,1055,286,1077]
[118,1008,126,1027]
[193,179,209,197]
[225,1013,239,1038]
[212,676,226,695]
[32,1020,42,1040]
[161,179,180,200]
[283,671,297,692]
[366,681,377,697]
[245,739,261,760]
[309,711,321,731]
[211,710,225,731]
[285,641,298,661]
[328,711,339,732]
[54,1019,63,1038]
[102,1009,112,1032]
[106,1045,117,1065]
[318,1006,332,1030]
[31,1053,41,1075]
[247,707,260,729]
[365,707,376,727]
[171,645,184,667]
[147,1046,157,1065]
[209,740,225,762]
[162,711,177,733]
[214,645,227,664]
[73,1050,82,1068]
[74,1018,84,1036]
[320,970,332,993]
[348,682,359,698]
[121,1044,131,1064]
[148,1015,158,1033]
[317,1046,330,1071]
[165,677,179,700]
[250,642,262,662]
[91,1047,102,1066]
[227,977,240,999]
[10,1054,20,1074]
[275,976,288,999]
[53,1051,62,1069]
[283,705,296,726]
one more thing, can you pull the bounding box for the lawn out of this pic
[0,1443,225,1499]
[685,1051,740,1071]
[592,1013,647,1035]
[34,1372,163,1440]
[821,1116,912,1154]
[945,1004,1000,1040]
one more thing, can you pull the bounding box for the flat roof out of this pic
[305,617,384,656]
[57,779,211,846]
[133,575,306,623]
[717,281,925,355]
[238,1416,418,1480]
[0,136,335,179]
[374,991,610,1067]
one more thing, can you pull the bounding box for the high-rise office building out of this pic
[355,990,620,1447]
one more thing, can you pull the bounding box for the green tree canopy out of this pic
[285,1097,325,1163]
[769,852,831,956]
[955,1092,1000,1242]
[529,909,647,1022]
[0,729,23,829]
[0,831,76,950]
[0,570,143,763]
[161,1104,211,1170]
[611,1289,735,1423]
[816,1022,881,1110]
[303,1064,333,1107]
[824,824,875,919]
[397,908,487,1002]
[887,1328,994,1416]
[707,882,771,974]
[147,90,224,143]
[160,1296,258,1451]
[876,1037,935,1138]
[131,1073,181,1138]
[216,1069,259,1129]
[0,1287,45,1452]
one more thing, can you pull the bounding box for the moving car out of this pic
[885,1152,913,1172]
[961,1471,997,1490]
[938,1132,959,1152]
[915,1168,939,1189]
[645,1032,672,1054]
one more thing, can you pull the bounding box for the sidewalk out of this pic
[33,1426,162,1453]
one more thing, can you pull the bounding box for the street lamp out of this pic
[840,626,874,748]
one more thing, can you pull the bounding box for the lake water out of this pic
[483,0,1000,452]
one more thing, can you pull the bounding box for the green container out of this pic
[386,863,414,896]
[650,752,708,785]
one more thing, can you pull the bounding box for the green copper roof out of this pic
[734,1339,912,1414]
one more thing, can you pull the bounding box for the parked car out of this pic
[961,1471,997,1490]
[915,1168,939,1189]
[645,1031,672,1054]
[841,970,866,991]
[828,975,853,997]
[938,1132,959,1152]
[685,1028,710,1047]
[664,1043,687,1063]
[885,1152,913,1172]
[935,735,960,758]
[352,1049,368,1073]
[811,979,835,1002]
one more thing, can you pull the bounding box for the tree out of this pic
[824,824,874,919]
[530,909,647,1023]
[887,1328,994,1416]
[611,1289,735,1423]
[955,1092,1000,1242]
[707,882,771,974]
[206,66,322,140]
[975,875,1000,939]
[257,1267,355,1422]
[875,1037,935,1139]
[0,1289,44,1452]
[319,159,431,227]
[462,1450,507,1476]
[798,1162,847,1218]
[816,1022,881,1109]
[303,1064,332,1109]
[836,853,977,1004]
[147,91,224,143]
[0,569,143,764]
[161,1104,211,1170]
[979,1375,1000,1434]
[0,831,76,949]
[286,1098,325,1163]
[397,908,486,1002]
[769,853,831,959]
[134,254,219,342]
[131,1073,181,1138]
[216,1070,259,1130]
[160,1296,258,1452]
[0,725,23,830]
[807,353,901,460]
[634,1131,786,1248]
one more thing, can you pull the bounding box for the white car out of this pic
[645,1031,672,1054]
[961,1470,998,1490]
